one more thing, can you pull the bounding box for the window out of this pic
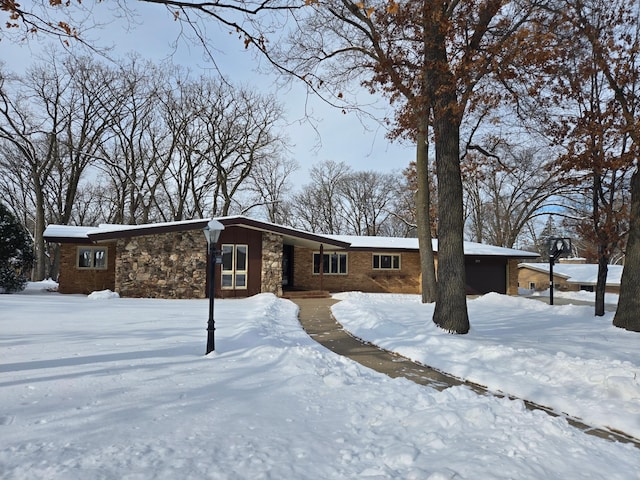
[221,244,248,289]
[372,254,401,270]
[77,247,108,270]
[529,282,536,290]
[313,252,348,275]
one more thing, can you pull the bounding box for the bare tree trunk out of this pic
[429,25,469,333]
[432,109,469,333]
[593,171,607,317]
[415,128,437,303]
[613,169,640,331]
[33,184,47,281]
[595,251,608,317]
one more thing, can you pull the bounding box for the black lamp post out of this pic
[548,237,571,306]
[203,219,225,355]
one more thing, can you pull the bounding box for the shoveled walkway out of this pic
[291,297,640,449]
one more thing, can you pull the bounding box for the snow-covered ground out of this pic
[333,291,639,439]
[522,287,620,305]
[1,283,639,479]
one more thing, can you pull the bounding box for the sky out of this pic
[0,2,415,188]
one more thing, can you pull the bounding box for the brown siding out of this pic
[293,247,422,294]
[57,242,116,294]
[216,226,263,298]
[116,230,207,299]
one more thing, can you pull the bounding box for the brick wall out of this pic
[115,230,208,299]
[57,242,117,294]
[507,259,519,295]
[293,247,422,294]
[518,266,574,291]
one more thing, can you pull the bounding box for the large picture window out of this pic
[77,247,108,270]
[313,252,348,275]
[372,253,401,270]
[221,244,248,289]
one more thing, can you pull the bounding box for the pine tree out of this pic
[0,203,34,294]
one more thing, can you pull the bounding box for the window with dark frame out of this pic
[313,252,348,275]
[77,247,108,270]
[372,253,401,270]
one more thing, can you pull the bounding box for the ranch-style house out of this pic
[43,216,539,299]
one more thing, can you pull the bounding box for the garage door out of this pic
[465,257,506,294]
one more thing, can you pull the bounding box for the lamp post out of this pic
[548,237,571,306]
[203,219,225,355]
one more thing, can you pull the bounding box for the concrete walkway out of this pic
[525,295,618,312]
[291,297,639,449]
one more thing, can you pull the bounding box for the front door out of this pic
[282,244,294,289]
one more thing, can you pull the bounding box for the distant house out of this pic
[44,216,539,299]
[518,260,623,294]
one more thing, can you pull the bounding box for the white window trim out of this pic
[76,246,108,270]
[372,253,401,270]
[221,244,248,290]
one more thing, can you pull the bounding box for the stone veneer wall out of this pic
[261,232,283,296]
[115,230,208,299]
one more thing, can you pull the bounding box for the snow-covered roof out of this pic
[43,219,210,242]
[327,235,539,257]
[44,216,539,258]
[519,262,623,286]
[43,216,350,249]
[42,225,95,240]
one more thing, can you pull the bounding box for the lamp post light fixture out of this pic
[547,237,571,306]
[203,219,225,355]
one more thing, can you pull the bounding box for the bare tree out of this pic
[156,70,218,221]
[95,57,171,224]
[0,61,69,280]
[290,160,351,233]
[244,155,299,223]
[338,170,399,236]
[194,83,288,217]
[462,143,568,248]
[0,53,127,278]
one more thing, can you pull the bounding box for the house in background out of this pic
[518,259,623,294]
[44,216,539,299]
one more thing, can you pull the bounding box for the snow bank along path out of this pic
[295,297,640,448]
[332,292,640,444]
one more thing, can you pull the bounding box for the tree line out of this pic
[0,54,288,280]
[1,53,572,281]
